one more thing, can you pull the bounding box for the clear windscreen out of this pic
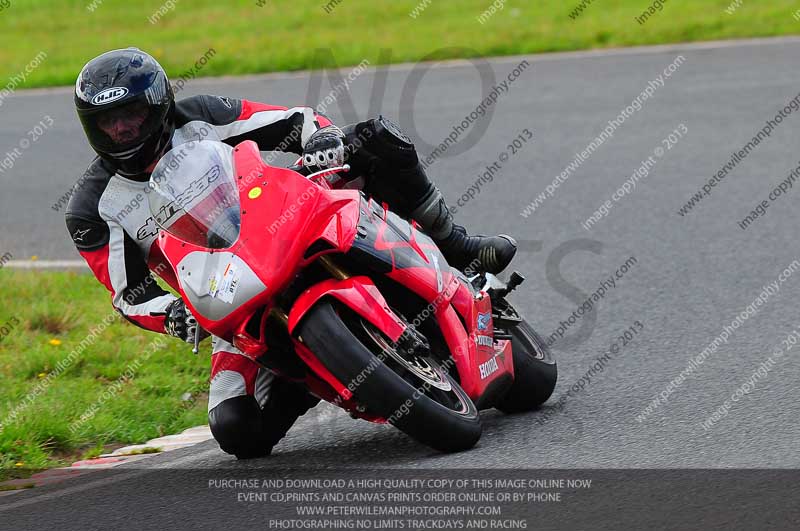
[148,140,241,249]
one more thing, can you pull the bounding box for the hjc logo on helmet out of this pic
[91,87,129,105]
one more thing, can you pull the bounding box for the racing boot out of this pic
[410,185,517,275]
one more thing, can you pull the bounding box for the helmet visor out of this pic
[80,95,167,157]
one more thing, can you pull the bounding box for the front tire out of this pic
[297,301,481,452]
[497,319,558,413]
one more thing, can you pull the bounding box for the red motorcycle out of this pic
[147,139,557,452]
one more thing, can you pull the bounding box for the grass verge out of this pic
[0,0,798,88]
[0,270,208,476]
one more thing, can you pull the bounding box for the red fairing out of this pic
[430,290,511,400]
[157,140,361,342]
[445,280,514,398]
[287,276,407,342]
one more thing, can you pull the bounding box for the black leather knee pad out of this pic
[366,116,419,168]
[208,395,272,459]
[344,116,434,216]
[345,116,418,169]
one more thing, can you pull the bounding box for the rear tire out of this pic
[497,319,558,413]
[297,301,481,452]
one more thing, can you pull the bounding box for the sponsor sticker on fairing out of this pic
[477,311,491,331]
[207,262,241,304]
[207,272,220,298]
[217,263,240,304]
[479,356,500,379]
[475,335,494,347]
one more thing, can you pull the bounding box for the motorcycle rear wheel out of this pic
[496,318,558,413]
[297,300,481,453]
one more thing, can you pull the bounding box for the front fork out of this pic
[262,256,346,328]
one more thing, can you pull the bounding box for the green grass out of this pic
[0,270,208,475]
[0,0,798,89]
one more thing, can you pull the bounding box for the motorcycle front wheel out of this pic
[297,300,481,453]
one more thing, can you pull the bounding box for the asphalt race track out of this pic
[1,37,800,528]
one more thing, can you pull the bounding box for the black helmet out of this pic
[75,48,174,176]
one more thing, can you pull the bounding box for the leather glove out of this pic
[165,299,210,343]
[302,125,346,170]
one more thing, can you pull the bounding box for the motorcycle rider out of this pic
[66,48,517,459]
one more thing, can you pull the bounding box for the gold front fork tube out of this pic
[269,308,289,327]
[318,255,350,280]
